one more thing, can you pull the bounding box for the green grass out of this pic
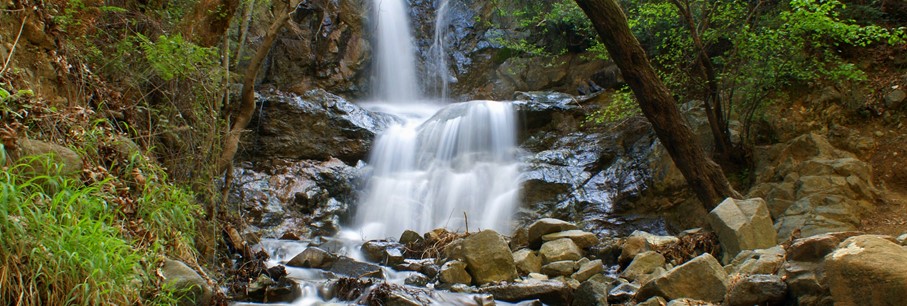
[0,145,204,305]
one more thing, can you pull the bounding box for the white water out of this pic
[372,0,420,101]
[426,0,451,100]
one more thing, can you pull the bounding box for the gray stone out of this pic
[637,253,729,302]
[160,259,213,306]
[480,280,572,305]
[286,247,336,269]
[708,197,778,260]
[620,251,665,282]
[825,235,907,306]
[572,259,604,282]
[328,257,384,279]
[513,249,542,274]
[541,260,576,277]
[440,261,472,285]
[726,274,787,306]
[528,218,578,247]
[540,238,583,263]
[572,276,609,306]
[725,246,785,275]
[542,230,599,249]
[461,230,518,284]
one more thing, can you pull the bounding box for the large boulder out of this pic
[824,235,907,306]
[14,139,82,177]
[539,238,583,263]
[242,88,397,164]
[707,198,777,260]
[638,253,729,303]
[460,230,518,284]
[160,259,213,306]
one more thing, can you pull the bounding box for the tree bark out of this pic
[574,0,741,208]
[216,1,299,175]
[180,0,242,47]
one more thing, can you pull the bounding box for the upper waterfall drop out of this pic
[371,0,420,102]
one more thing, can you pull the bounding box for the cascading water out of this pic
[426,0,451,100]
[354,0,522,240]
[372,0,420,101]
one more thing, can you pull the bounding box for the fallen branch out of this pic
[0,15,27,77]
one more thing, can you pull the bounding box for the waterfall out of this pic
[371,0,420,101]
[427,0,451,100]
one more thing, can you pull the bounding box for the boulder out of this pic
[541,260,575,277]
[328,257,384,279]
[286,247,337,269]
[637,253,729,302]
[540,238,583,263]
[618,236,651,266]
[399,230,424,245]
[667,298,715,306]
[725,246,785,275]
[480,280,572,305]
[15,139,82,177]
[630,231,679,248]
[243,89,397,164]
[884,89,906,109]
[461,230,519,284]
[528,218,578,247]
[572,275,610,306]
[439,261,472,285]
[160,259,213,306]
[404,273,431,287]
[620,251,665,282]
[824,235,907,306]
[608,282,639,304]
[572,259,604,282]
[509,227,530,250]
[708,198,778,260]
[725,274,787,306]
[637,297,667,306]
[787,232,860,262]
[542,230,599,249]
[513,249,542,274]
[361,240,405,266]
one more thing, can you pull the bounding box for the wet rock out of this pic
[572,275,610,306]
[637,296,666,306]
[824,235,907,306]
[620,251,665,282]
[608,282,639,304]
[244,273,301,303]
[399,230,424,245]
[637,253,729,303]
[286,247,337,269]
[541,260,575,277]
[440,261,472,285]
[394,259,439,278]
[461,230,518,284]
[361,240,405,266]
[572,259,604,282]
[404,273,431,287]
[480,280,572,305]
[618,236,651,266]
[513,249,542,274]
[528,218,578,247]
[540,238,583,263]
[329,257,384,279]
[726,274,787,306]
[725,246,785,275]
[242,89,397,164]
[542,230,599,249]
[160,259,213,306]
[707,197,777,260]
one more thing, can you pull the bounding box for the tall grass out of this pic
[0,145,204,305]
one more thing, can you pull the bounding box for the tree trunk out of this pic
[180,0,242,47]
[574,0,741,208]
[216,1,300,175]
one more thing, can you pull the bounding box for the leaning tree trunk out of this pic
[574,0,741,208]
[217,1,301,175]
[180,0,242,47]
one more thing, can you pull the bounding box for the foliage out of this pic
[136,33,219,81]
[585,86,642,124]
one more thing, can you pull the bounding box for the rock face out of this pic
[638,253,729,302]
[460,230,518,284]
[707,198,777,260]
[229,158,360,238]
[747,133,877,240]
[160,259,213,306]
[242,88,396,164]
[824,235,907,306]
